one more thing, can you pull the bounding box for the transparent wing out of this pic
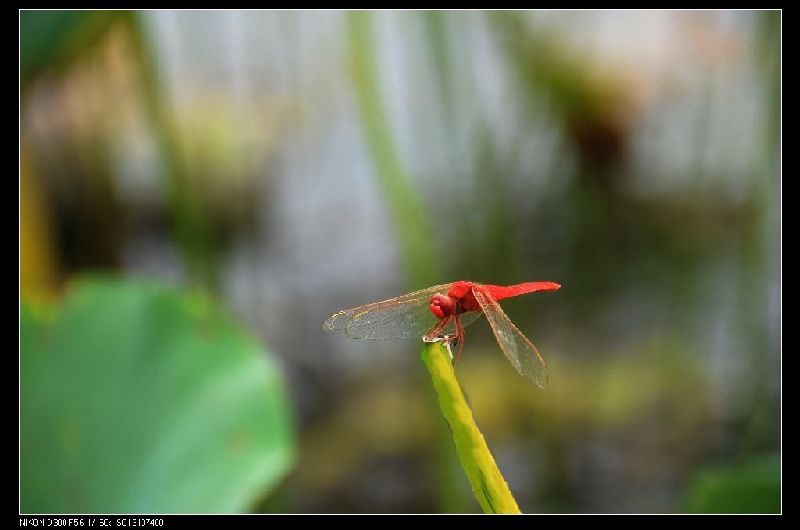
[472,287,549,388]
[459,310,483,329]
[323,283,454,340]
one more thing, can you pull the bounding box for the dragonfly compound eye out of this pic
[429,294,454,319]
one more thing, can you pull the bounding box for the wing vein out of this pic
[472,287,548,388]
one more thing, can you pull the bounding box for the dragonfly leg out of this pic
[452,314,465,365]
[423,316,452,342]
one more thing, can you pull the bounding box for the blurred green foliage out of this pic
[20,278,295,513]
[20,11,119,85]
[346,11,439,287]
[683,454,780,513]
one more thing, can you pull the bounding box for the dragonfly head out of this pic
[429,294,455,320]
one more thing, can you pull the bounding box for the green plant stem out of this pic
[420,342,522,514]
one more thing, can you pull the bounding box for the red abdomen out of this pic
[448,281,561,313]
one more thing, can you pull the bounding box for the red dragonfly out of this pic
[323,280,560,388]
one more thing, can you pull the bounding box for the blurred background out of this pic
[20,10,780,513]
